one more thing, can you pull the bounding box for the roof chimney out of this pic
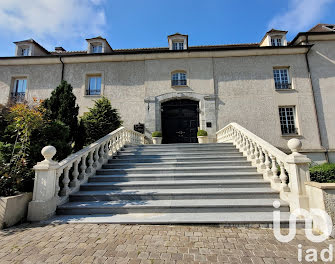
[55,47,66,52]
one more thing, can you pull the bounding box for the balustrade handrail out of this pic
[216,122,312,213]
[58,127,124,169]
[29,126,146,221]
[217,122,288,163]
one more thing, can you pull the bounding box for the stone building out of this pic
[0,24,334,163]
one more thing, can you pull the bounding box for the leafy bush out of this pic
[81,97,122,145]
[310,163,335,183]
[0,101,71,197]
[152,131,162,137]
[0,104,10,141]
[0,159,34,196]
[29,120,72,163]
[197,130,208,136]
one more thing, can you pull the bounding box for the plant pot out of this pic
[0,193,32,229]
[197,136,208,144]
[152,137,162,144]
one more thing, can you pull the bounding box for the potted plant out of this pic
[152,131,162,144]
[197,130,208,144]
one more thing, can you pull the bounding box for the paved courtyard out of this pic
[0,223,333,264]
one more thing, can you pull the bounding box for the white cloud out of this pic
[268,0,333,33]
[0,0,106,48]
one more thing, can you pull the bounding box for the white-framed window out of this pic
[20,48,29,56]
[172,42,184,50]
[171,72,187,86]
[273,68,291,89]
[271,38,282,46]
[87,76,101,95]
[12,78,27,102]
[279,106,298,134]
[92,44,102,53]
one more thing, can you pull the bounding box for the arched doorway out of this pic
[161,99,199,144]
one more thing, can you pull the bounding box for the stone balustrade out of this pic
[217,122,311,212]
[27,127,145,221]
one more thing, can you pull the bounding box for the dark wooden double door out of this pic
[161,99,199,144]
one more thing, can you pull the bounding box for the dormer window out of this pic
[92,44,102,53]
[172,42,184,50]
[86,36,112,54]
[14,39,50,56]
[271,38,282,46]
[260,29,287,47]
[168,33,188,50]
[21,48,30,56]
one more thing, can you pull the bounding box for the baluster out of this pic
[239,134,245,150]
[245,138,251,156]
[87,150,94,175]
[116,134,121,151]
[258,145,265,169]
[249,140,255,160]
[94,147,100,168]
[124,130,127,145]
[264,150,272,178]
[79,154,87,181]
[61,166,70,197]
[279,161,290,191]
[234,131,239,147]
[104,141,109,160]
[233,130,238,144]
[70,160,79,188]
[243,135,248,152]
[112,136,117,154]
[254,142,260,164]
[269,154,280,183]
[237,133,243,149]
[99,144,104,164]
[55,169,62,201]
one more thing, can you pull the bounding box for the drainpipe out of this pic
[304,34,329,162]
[59,56,64,81]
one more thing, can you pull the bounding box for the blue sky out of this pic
[0,0,334,56]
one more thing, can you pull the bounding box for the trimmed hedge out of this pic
[152,131,162,137]
[197,130,208,136]
[310,163,335,183]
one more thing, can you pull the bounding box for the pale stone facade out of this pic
[0,24,334,162]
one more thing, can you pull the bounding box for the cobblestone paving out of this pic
[0,223,333,264]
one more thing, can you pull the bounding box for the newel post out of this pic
[285,139,311,211]
[27,146,60,221]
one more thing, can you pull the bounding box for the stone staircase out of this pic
[56,143,291,225]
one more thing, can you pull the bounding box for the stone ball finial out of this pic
[287,138,302,153]
[41,146,57,161]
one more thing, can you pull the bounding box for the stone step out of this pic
[57,199,289,215]
[122,145,237,151]
[82,179,270,190]
[124,143,234,148]
[50,212,300,227]
[89,171,263,182]
[103,160,251,169]
[109,155,246,163]
[115,152,243,158]
[69,188,279,201]
[96,166,257,175]
[119,148,239,154]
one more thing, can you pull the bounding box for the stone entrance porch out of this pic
[144,92,217,142]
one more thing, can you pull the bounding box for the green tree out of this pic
[82,97,122,144]
[43,80,79,142]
